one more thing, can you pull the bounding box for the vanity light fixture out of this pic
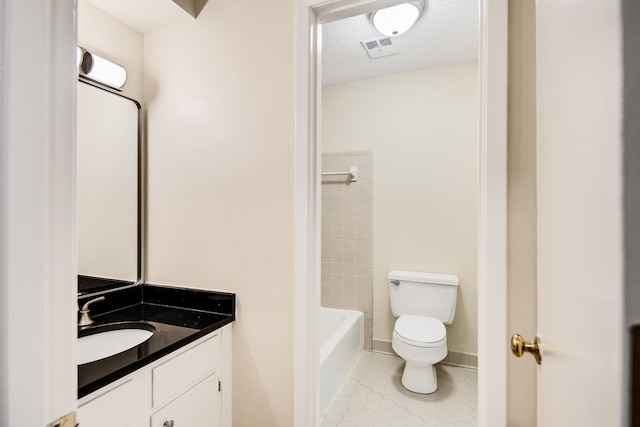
[78,48,127,90]
[370,1,425,37]
[76,46,84,67]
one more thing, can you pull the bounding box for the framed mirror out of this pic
[77,79,142,294]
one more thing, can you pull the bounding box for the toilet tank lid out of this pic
[389,270,459,286]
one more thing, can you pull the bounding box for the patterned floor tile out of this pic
[321,351,477,427]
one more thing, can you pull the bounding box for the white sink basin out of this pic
[78,326,154,365]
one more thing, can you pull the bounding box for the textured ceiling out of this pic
[322,0,479,86]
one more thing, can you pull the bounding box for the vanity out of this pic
[77,285,234,427]
[76,59,235,426]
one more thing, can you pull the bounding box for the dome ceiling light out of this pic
[370,1,425,37]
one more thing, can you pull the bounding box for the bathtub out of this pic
[318,307,364,418]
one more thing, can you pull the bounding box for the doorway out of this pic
[293,0,508,425]
[318,4,479,424]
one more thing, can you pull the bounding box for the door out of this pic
[530,0,624,425]
[0,0,77,425]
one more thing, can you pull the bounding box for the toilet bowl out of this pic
[392,314,447,394]
[388,270,458,394]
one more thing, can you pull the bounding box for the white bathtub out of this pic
[318,307,364,418]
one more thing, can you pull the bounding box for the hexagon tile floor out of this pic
[321,351,478,427]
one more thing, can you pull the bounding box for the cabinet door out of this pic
[151,374,220,427]
[152,334,220,408]
[78,378,148,427]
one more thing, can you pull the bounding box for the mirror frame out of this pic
[77,77,144,297]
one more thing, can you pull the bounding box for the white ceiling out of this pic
[321,0,479,86]
[87,0,478,87]
[87,0,193,34]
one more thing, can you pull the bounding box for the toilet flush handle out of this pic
[390,279,400,286]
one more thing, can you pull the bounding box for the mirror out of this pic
[77,79,141,293]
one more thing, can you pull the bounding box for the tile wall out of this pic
[321,151,374,350]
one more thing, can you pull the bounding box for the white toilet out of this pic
[389,270,459,394]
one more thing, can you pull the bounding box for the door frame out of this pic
[294,0,508,425]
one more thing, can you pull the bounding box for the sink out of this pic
[78,323,155,365]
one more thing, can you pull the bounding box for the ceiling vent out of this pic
[360,37,399,59]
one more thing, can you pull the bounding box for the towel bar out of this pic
[321,166,358,182]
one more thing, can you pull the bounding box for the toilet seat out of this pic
[394,315,446,348]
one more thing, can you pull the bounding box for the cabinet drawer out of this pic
[151,374,220,427]
[152,333,220,408]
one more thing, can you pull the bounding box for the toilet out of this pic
[389,270,459,394]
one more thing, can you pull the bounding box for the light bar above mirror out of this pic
[78,47,127,90]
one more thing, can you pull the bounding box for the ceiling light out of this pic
[79,50,127,90]
[370,1,424,37]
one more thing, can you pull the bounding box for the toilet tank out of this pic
[389,270,459,324]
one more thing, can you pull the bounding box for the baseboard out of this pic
[372,338,394,354]
[371,339,478,369]
[442,351,478,369]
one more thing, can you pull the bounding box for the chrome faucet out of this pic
[78,296,105,327]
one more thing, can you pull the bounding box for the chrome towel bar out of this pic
[321,166,358,182]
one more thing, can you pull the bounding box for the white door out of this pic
[533,0,624,425]
[0,0,77,425]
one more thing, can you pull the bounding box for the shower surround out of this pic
[321,151,373,350]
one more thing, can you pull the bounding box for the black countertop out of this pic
[77,284,235,399]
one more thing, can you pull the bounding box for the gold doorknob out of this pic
[511,334,541,365]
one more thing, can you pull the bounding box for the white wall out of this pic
[78,0,144,102]
[322,61,478,355]
[79,1,297,424]
[143,0,296,425]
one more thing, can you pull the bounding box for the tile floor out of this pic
[321,351,478,427]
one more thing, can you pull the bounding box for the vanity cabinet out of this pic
[77,324,232,427]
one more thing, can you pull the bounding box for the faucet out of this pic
[78,296,105,327]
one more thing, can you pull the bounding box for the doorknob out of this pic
[511,334,541,365]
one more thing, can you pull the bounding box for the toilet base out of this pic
[401,362,438,394]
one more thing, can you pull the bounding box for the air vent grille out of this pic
[360,37,399,59]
